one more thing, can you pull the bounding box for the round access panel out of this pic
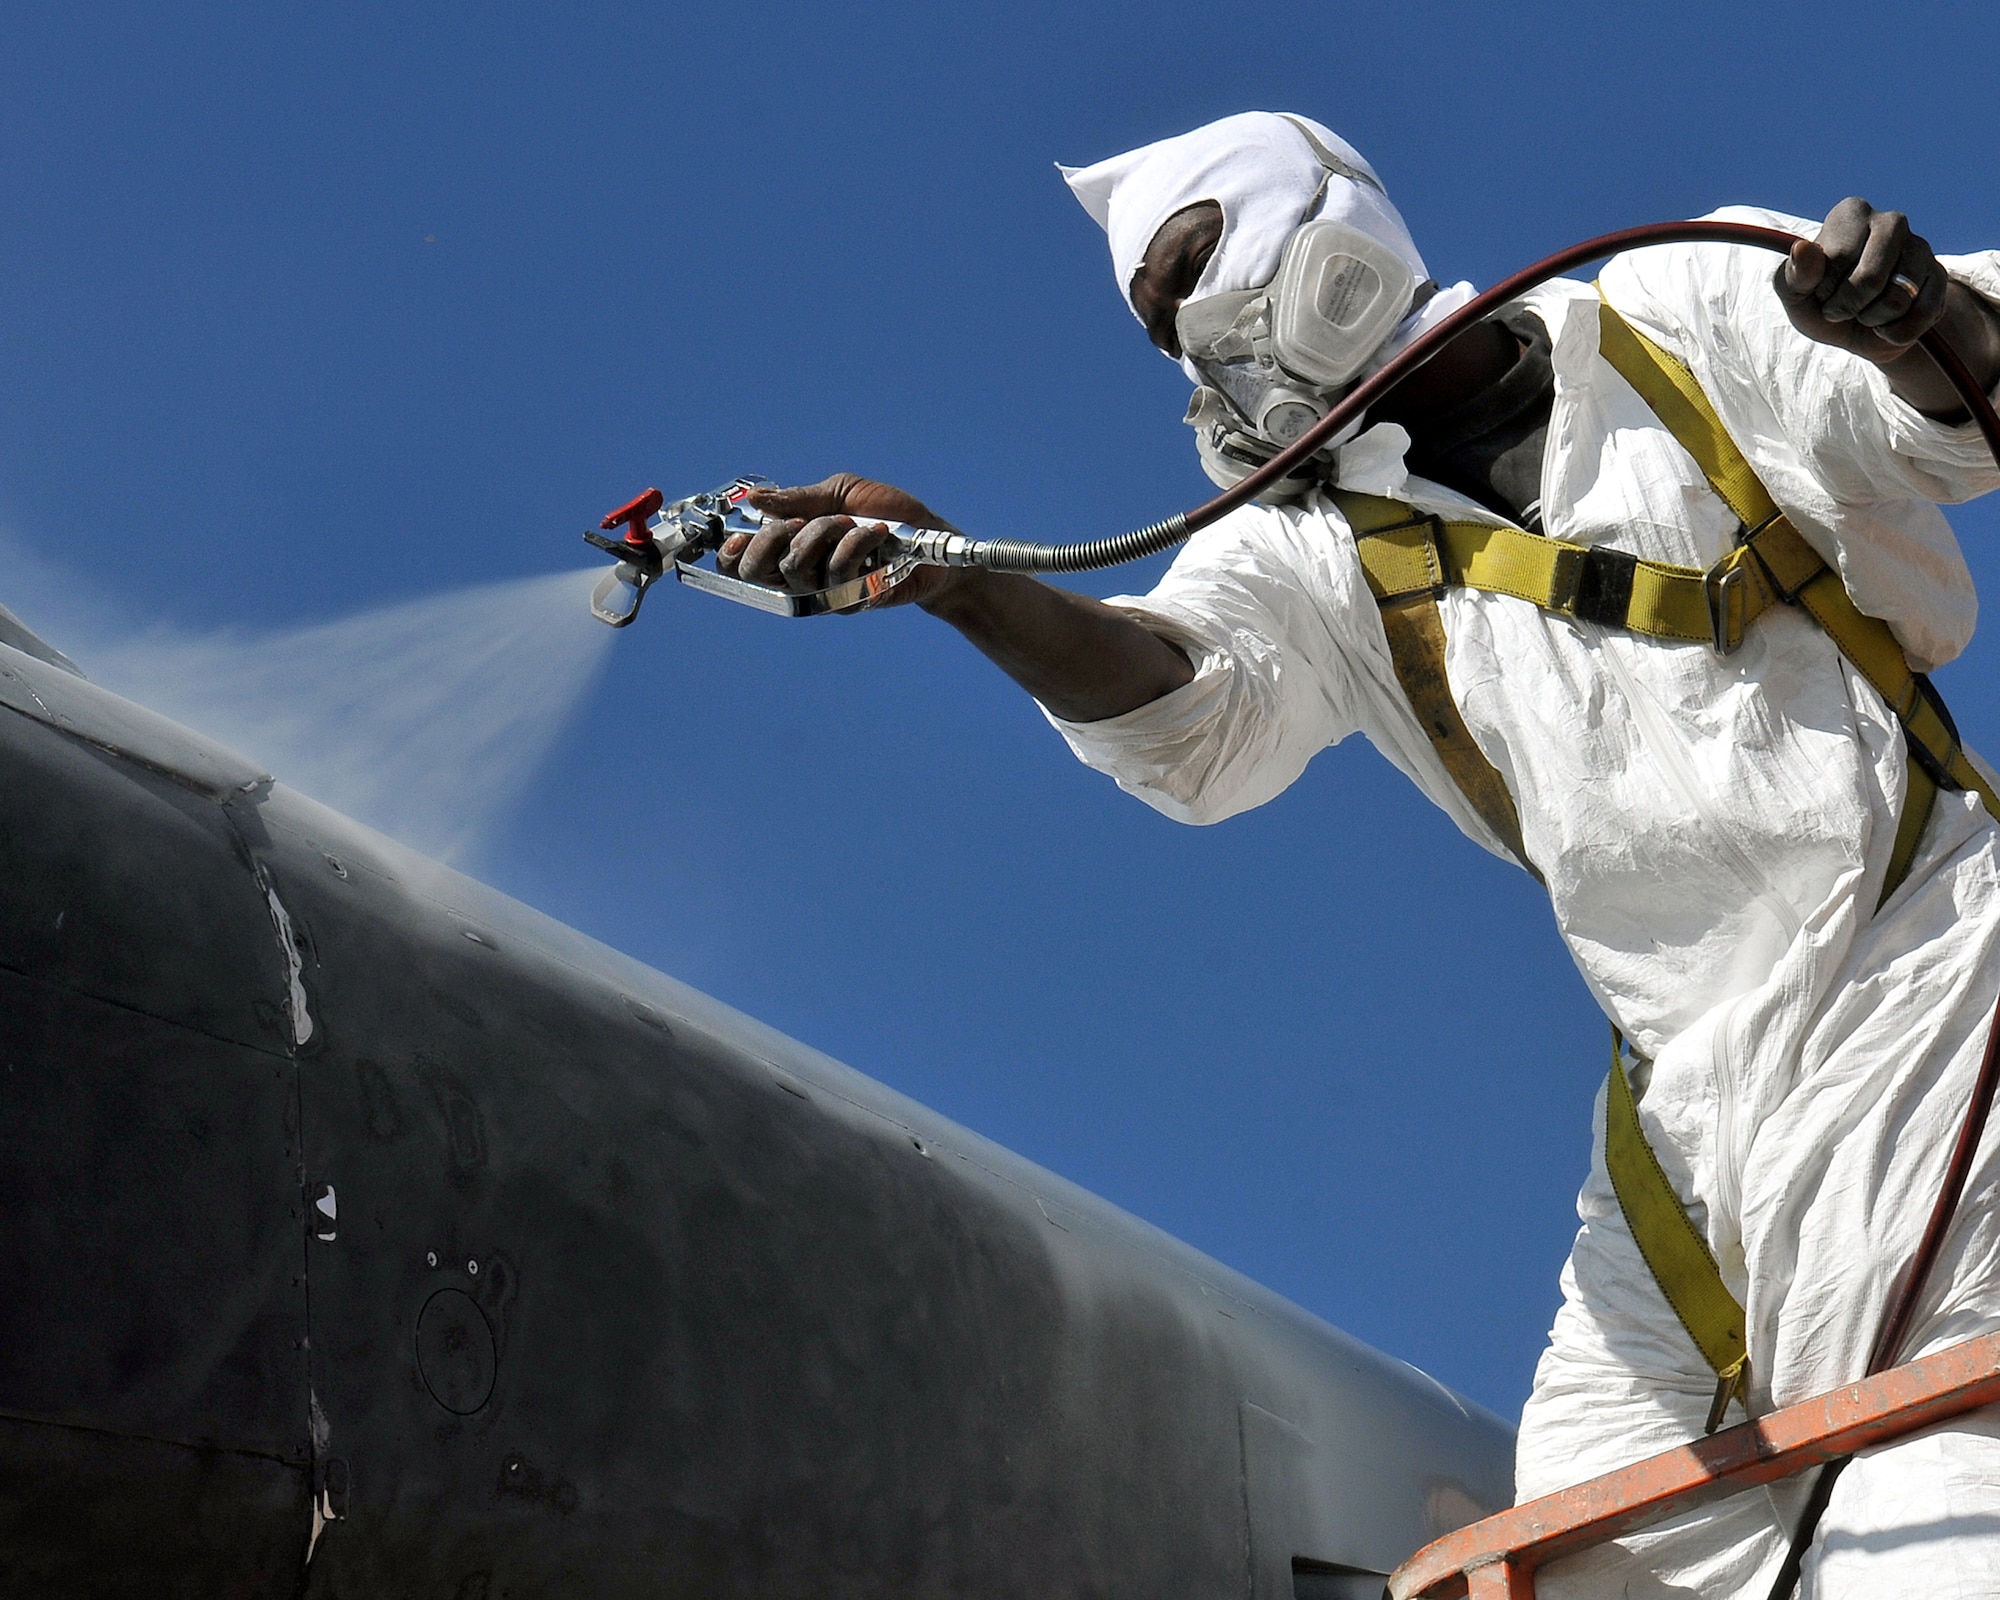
[416,1288,497,1414]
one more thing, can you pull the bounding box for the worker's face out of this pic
[1128,200,1224,358]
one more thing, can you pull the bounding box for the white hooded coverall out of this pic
[1053,122,2000,1600]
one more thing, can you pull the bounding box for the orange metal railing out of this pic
[1388,1327,2000,1600]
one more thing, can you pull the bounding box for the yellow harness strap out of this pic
[1887,763,1940,910]
[1341,491,1537,876]
[1606,1034,1751,1433]
[1353,504,1721,642]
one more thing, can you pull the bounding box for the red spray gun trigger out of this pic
[600,487,665,547]
[584,488,668,592]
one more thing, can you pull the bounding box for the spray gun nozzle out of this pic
[583,534,657,627]
[585,487,673,627]
[583,526,663,574]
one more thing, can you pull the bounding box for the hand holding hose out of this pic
[1777,197,2000,421]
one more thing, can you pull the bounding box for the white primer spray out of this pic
[5,550,613,865]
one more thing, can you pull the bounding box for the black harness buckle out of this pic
[1573,545,1638,630]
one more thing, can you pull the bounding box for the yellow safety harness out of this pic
[1343,294,1999,1433]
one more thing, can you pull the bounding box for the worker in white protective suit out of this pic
[726,113,2000,1597]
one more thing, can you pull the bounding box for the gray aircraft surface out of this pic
[0,599,1512,1598]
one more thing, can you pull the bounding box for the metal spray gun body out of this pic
[583,476,966,626]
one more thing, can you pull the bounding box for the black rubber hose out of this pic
[972,218,2000,571]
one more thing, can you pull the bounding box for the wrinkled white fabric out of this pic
[1058,112,1475,385]
[1046,208,2000,1596]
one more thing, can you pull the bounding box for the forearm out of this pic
[1883,281,2000,421]
[919,569,1194,723]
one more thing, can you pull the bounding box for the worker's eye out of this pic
[1179,240,1217,298]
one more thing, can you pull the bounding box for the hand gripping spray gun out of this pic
[586,220,2000,628]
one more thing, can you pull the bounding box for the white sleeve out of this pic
[1041,501,1372,826]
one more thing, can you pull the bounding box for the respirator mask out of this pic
[1176,217,1424,494]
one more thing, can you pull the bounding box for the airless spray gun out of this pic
[583,474,1184,627]
[586,476,931,625]
[585,220,2000,629]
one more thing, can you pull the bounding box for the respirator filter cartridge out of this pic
[1267,218,1418,389]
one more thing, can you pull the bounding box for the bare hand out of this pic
[1775,197,1950,365]
[741,474,1191,719]
[723,473,962,610]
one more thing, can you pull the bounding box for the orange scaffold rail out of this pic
[1388,1327,2000,1600]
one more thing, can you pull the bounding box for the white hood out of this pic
[1059,111,1474,380]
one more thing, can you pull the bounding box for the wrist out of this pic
[1948,283,2000,394]
[1888,281,2000,421]
[914,565,1001,624]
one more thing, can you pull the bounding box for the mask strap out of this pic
[1303,169,1332,221]
[1277,115,1385,196]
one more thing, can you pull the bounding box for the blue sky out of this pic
[2,1,1995,1419]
